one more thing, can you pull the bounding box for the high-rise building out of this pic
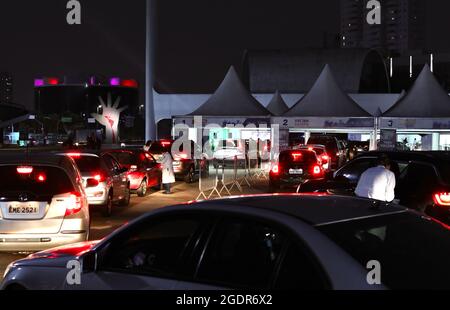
[340,0,425,55]
[0,72,13,103]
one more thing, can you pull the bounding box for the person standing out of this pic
[161,151,175,194]
[355,154,396,202]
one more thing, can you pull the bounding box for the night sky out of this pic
[1,0,450,110]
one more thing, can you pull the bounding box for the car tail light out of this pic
[130,165,138,171]
[433,192,450,206]
[160,140,171,147]
[65,192,84,216]
[321,154,329,161]
[312,165,322,175]
[291,152,303,161]
[94,173,105,182]
[66,152,81,158]
[271,164,279,174]
[178,153,188,159]
[37,173,46,182]
[17,166,33,174]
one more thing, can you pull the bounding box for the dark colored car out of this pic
[269,149,324,191]
[307,135,346,169]
[299,151,450,225]
[61,152,130,217]
[105,149,162,197]
[294,144,331,171]
[150,139,208,183]
[7,194,450,290]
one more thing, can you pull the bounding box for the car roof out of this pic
[357,151,450,164]
[184,194,407,226]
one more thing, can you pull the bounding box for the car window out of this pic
[0,165,75,196]
[335,158,377,183]
[196,218,285,288]
[72,156,101,173]
[318,212,450,289]
[100,216,203,278]
[274,242,329,289]
[110,152,136,166]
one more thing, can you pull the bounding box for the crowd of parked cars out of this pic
[4,135,450,290]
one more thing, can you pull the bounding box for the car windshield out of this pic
[317,212,450,289]
[72,156,101,173]
[308,138,337,151]
[0,165,74,196]
[110,152,137,166]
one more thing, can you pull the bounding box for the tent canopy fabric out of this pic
[383,64,450,117]
[189,66,271,116]
[266,90,289,116]
[283,64,371,117]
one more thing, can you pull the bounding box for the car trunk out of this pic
[0,165,75,234]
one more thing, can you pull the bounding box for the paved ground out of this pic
[0,177,269,280]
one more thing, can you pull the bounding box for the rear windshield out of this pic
[279,151,317,164]
[110,152,137,166]
[149,143,171,154]
[308,138,337,151]
[318,212,450,289]
[0,165,74,196]
[72,156,101,172]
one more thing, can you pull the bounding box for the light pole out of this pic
[145,0,156,141]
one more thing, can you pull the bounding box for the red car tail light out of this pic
[65,191,84,216]
[291,152,303,161]
[321,154,329,161]
[93,173,105,182]
[17,166,33,174]
[312,165,322,175]
[130,165,138,171]
[271,164,279,174]
[433,192,450,206]
[36,173,47,182]
[66,152,81,158]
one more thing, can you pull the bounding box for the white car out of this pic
[0,154,89,253]
[8,194,450,290]
[212,147,246,168]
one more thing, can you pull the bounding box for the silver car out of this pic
[0,153,89,252]
[61,152,131,217]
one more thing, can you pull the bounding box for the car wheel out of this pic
[184,166,195,183]
[137,179,147,197]
[102,193,113,217]
[119,184,131,207]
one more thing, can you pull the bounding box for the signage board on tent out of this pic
[271,117,374,129]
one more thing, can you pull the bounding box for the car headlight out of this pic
[3,262,14,278]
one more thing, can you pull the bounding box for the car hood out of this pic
[11,240,100,268]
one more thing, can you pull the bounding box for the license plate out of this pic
[7,202,39,215]
[289,168,303,175]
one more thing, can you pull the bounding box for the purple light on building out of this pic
[34,79,44,87]
[110,77,120,86]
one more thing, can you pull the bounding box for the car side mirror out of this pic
[81,251,97,273]
[86,178,99,188]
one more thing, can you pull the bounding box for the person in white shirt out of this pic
[355,154,396,202]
